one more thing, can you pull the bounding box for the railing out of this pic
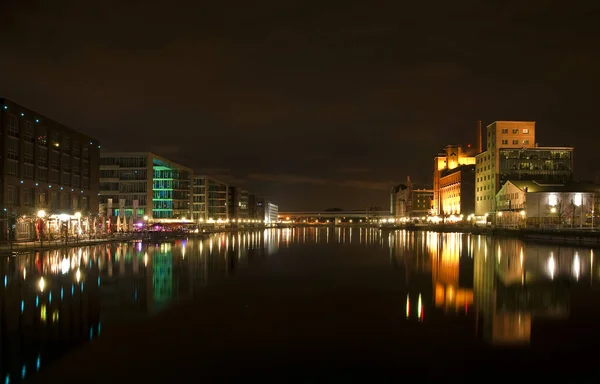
[0,233,142,252]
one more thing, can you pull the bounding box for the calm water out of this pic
[3,227,600,381]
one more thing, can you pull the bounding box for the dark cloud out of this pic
[1,0,599,210]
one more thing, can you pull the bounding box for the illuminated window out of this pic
[523,129,529,134]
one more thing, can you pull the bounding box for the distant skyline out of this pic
[1,1,598,210]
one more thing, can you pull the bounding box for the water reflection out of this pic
[386,228,600,346]
[1,230,277,383]
[3,227,600,381]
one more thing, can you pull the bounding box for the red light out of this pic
[467,144,471,148]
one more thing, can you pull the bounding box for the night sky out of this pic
[1,1,598,211]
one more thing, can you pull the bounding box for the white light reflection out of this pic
[61,258,69,274]
[75,269,81,283]
[417,293,423,321]
[573,252,580,280]
[519,247,524,268]
[548,253,555,280]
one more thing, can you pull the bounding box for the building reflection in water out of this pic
[0,230,277,383]
[388,228,600,346]
[1,248,101,383]
[472,236,599,345]
[3,227,600,381]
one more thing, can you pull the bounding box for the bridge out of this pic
[278,210,391,223]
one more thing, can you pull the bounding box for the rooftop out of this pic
[507,180,600,193]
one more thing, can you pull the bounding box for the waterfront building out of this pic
[432,144,477,218]
[474,121,574,216]
[206,176,229,221]
[390,177,433,219]
[390,184,408,217]
[228,186,250,222]
[413,187,434,218]
[265,202,278,226]
[0,98,100,240]
[99,152,192,226]
[495,180,600,228]
[191,175,229,223]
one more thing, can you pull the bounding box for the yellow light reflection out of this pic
[40,304,47,323]
[406,295,410,318]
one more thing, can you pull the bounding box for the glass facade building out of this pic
[99,152,192,222]
[498,148,573,186]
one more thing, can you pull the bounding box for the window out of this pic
[38,168,48,181]
[37,126,48,147]
[24,121,34,143]
[37,148,48,168]
[523,139,530,145]
[512,129,519,134]
[7,115,19,137]
[82,146,89,161]
[39,192,46,205]
[24,165,34,179]
[7,138,19,161]
[523,129,529,134]
[62,136,71,155]
[6,161,18,176]
[512,140,519,145]
[24,188,34,207]
[7,186,17,206]
[72,140,80,157]
[24,144,34,165]
[51,191,59,209]
[50,131,60,149]
[501,140,508,144]
[501,129,508,134]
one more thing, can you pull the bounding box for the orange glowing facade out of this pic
[432,145,477,216]
[430,233,474,313]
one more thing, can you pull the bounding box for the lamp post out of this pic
[37,210,46,247]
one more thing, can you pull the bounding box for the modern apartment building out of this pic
[99,152,192,223]
[265,201,278,225]
[475,121,573,216]
[191,175,229,222]
[432,144,477,216]
[228,186,250,221]
[0,98,100,240]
